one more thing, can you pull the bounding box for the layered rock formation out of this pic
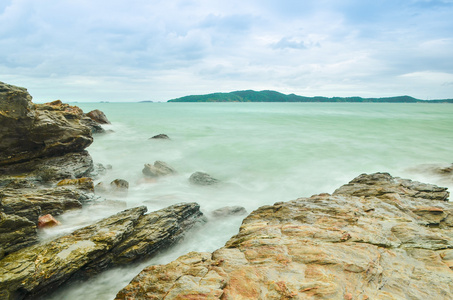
[0,83,92,166]
[0,203,205,300]
[116,173,453,300]
[0,82,97,257]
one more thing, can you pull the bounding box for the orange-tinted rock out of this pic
[115,173,453,300]
[38,214,61,228]
[57,177,94,191]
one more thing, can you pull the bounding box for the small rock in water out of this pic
[86,109,111,124]
[142,161,177,178]
[149,134,170,140]
[211,206,247,217]
[38,214,61,228]
[189,171,220,186]
[110,179,129,190]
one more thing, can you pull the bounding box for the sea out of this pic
[44,102,453,299]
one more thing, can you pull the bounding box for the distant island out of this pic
[167,90,453,103]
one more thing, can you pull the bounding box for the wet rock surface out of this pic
[86,109,110,124]
[142,161,177,178]
[0,83,93,166]
[189,171,220,186]
[150,133,170,139]
[0,203,205,300]
[116,173,453,300]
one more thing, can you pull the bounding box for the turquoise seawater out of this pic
[47,102,453,299]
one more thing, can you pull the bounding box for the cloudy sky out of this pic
[1,0,453,102]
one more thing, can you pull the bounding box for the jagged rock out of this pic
[142,161,177,178]
[0,82,93,166]
[150,133,170,139]
[211,206,247,217]
[0,202,204,300]
[37,214,61,228]
[86,109,110,124]
[116,173,453,300]
[189,171,220,186]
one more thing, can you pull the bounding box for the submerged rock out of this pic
[0,82,93,166]
[142,161,177,178]
[0,203,204,300]
[189,171,220,186]
[116,173,453,300]
[150,133,170,139]
[110,179,129,190]
[211,206,247,218]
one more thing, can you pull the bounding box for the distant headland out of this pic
[167,90,453,103]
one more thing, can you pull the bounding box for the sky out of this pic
[1,0,453,102]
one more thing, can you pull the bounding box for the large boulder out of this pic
[0,82,93,166]
[0,202,205,300]
[115,173,453,300]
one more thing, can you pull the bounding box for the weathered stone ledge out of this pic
[0,202,205,300]
[115,173,453,300]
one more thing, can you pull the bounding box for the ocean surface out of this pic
[45,102,453,299]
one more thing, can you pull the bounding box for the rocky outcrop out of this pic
[0,83,93,166]
[0,82,100,257]
[189,171,220,186]
[116,173,453,300]
[86,109,110,124]
[142,161,177,178]
[0,203,205,300]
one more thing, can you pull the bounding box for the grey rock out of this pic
[150,134,170,139]
[189,171,220,186]
[211,206,247,217]
[142,161,177,178]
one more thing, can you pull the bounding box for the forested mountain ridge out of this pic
[167,90,453,103]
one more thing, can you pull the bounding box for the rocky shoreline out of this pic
[0,81,206,300]
[1,81,453,300]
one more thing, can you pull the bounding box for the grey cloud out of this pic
[272,37,308,50]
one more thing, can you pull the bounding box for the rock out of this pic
[0,82,93,166]
[110,179,129,190]
[0,202,204,300]
[150,133,170,139]
[409,163,453,182]
[57,177,94,191]
[211,206,247,218]
[38,214,61,228]
[116,173,453,300]
[86,109,110,124]
[80,116,106,134]
[189,171,220,186]
[0,212,37,260]
[142,161,177,178]
[1,185,94,224]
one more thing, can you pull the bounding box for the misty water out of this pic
[44,102,453,299]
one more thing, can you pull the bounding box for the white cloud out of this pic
[0,0,453,101]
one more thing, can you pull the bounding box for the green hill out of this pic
[167,90,453,103]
